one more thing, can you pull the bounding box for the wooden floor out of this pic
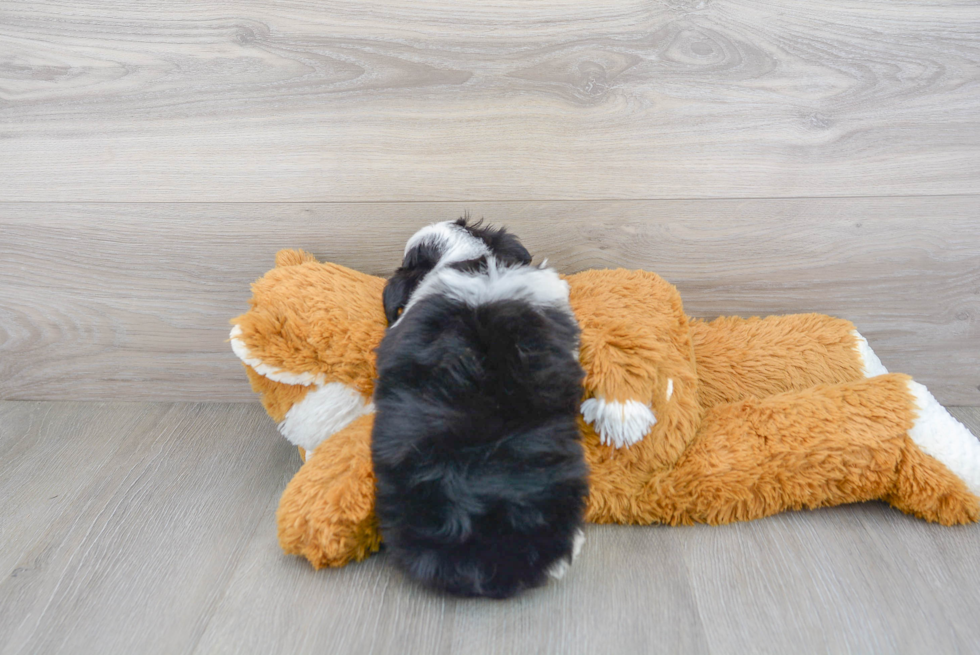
[0,401,978,655]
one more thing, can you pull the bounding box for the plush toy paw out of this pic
[276,415,381,568]
[580,397,657,448]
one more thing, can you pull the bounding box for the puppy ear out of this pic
[383,272,414,325]
[384,242,443,324]
[403,241,442,270]
[489,230,532,266]
[459,219,533,267]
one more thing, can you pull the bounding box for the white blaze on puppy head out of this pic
[395,220,571,325]
[403,221,490,267]
[412,261,571,314]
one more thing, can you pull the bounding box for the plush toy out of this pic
[230,249,980,570]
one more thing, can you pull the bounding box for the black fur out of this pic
[382,241,442,325]
[454,217,532,267]
[447,255,490,275]
[372,221,588,598]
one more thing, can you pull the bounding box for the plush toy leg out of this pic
[690,313,882,408]
[277,414,381,568]
[571,269,699,451]
[633,374,980,526]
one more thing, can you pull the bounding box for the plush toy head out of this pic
[231,250,385,455]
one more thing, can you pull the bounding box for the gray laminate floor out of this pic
[2,401,980,655]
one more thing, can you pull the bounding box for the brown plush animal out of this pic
[230,249,980,569]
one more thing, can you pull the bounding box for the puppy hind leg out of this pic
[545,528,586,580]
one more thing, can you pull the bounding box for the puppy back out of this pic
[372,295,588,598]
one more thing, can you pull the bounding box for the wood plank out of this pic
[950,407,980,434]
[0,401,292,655]
[1,0,978,201]
[2,198,978,403]
[446,526,709,655]
[679,504,980,655]
[193,523,711,655]
[190,526,461,655]
[0,402,170,577]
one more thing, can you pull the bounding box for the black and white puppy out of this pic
[372,218,588,599]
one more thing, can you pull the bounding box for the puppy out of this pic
[371,218,588,598]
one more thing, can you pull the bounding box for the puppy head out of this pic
[383,218,533,324]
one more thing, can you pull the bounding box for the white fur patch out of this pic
[580,397,657,449]
[907,380,980,497]
[666,378,674,400]
[852,330,888,377]
[571,527,585,559]
[546,557,570,580]
[229,325,326,386]
[278,382,374,454]
[404,220,490,264]
[398,259,572,324]
[546,529,585,580]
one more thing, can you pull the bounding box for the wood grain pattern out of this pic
[1,402,978,654]
[2,198,978,403]
[2,0,979,201]
[676,503,977,654]
[0,401,291,655]
[0,403,170,577]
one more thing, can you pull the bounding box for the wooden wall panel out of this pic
[1,0,978,201]
[2,197,977,403]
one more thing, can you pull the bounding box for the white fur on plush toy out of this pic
[907,381,980,496]
[580,397,657,449]
[230,325,326,386]
[852,330,888,377]
[848,330,980,497]
[278,382,374,456]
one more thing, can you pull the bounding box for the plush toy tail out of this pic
[629,374,980,527]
